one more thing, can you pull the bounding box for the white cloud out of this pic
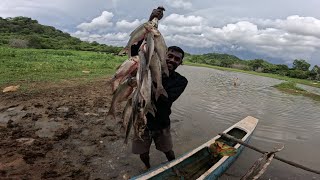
[274,16,320,38]
[163,14,205,26]
[116,19,143,31]
[72,11,320,65]
[77,11,114,31]
[165,0,192,10]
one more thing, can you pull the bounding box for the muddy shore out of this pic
[0,79,143,179]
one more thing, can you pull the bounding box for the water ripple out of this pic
[170,66,320,178]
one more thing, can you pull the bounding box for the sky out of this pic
[1,0,320,66]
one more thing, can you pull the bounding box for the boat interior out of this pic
[149,128,247,180]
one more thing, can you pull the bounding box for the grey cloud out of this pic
[165,0,193,10]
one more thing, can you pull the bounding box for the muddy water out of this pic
[166,66,320,179]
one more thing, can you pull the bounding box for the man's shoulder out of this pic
[173,72,188,85]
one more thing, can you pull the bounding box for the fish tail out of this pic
[145,103,155,117]
[124,113,133,144]
[106,108,116,120]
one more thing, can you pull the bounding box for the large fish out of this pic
[124,86,141,143]
[137,49,148,90]
[118,21,160,57]
[121,98,132,130]
[140,69,155,116]
[145,32,155,68]
[154,33,169,76]
[109,56,139,92]
[107,78,136,120]
[150,53,168,100]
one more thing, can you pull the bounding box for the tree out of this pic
[310,65,320,80]
[9,38,28,48]
[292,59,310,71]
[248,59,267,71]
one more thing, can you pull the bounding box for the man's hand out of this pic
[149,6,165,21]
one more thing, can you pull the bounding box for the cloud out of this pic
[73,31,128,46]
[163,14,205,27]
[165,0,192,10]
[159,14,320,65]
[77,11,114,31]
[274,16,320,39]
[116,19,143,31]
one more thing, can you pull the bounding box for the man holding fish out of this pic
[130,7,188,170]
[107,6,188,170]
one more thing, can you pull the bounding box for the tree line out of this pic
[185,53,320,81]
[0,16,122,54]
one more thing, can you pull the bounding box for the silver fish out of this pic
[118,21,160,57]
[140,69,155,116]
[109,56,139,92]
[121,98,132,130]
[107,78,136,120]
[146,32,155,68]
[150,53,168,100]
[154,33,169,76]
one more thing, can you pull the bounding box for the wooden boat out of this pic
[130,116,259,180]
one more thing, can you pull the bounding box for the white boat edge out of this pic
[132,116,259,180]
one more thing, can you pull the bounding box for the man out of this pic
[131,7,188,169]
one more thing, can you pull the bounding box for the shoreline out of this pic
[184,62,320,89]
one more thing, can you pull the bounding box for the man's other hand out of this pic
[149,6,165,21]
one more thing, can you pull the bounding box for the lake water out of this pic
[166,65,320,179]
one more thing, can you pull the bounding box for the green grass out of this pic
[185,61,320,88]
[0,47,126,89]
[273,82,320,101]
[273,82,305,91]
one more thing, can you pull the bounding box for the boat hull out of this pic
[131,116,259,180]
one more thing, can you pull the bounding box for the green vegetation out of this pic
[273,82,305,91]
[185,53,320,82]
[273,82,320,101]
[0,16,122,53]
[184,62,320,88]
[0,47,126,88]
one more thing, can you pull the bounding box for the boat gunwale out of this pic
[131,116,259,180]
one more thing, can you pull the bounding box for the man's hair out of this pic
[168,46,184,59]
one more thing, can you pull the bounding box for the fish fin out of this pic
[145,103,155,117]
[106,109,117,120]
[124,114,133,144]
[162,66,169,77]
[156,87,168,101]
[152,103,157,112]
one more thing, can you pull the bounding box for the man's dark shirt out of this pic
[146,72,188,131]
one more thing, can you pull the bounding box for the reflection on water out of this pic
[170,66,320,179]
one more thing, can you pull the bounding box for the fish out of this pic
[140,69,155,116]
[118,21,160,57]
[150,53,168,100]
[146,32,155,68]
[154,33,169,76]
[121,98,133,131]
[124,86,141,143]
[137,49,148,90]
[109,56,139,92]
[107,78,136,120]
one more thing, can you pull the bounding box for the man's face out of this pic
[166,50,183,72]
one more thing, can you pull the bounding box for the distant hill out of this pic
[0,16,121,54]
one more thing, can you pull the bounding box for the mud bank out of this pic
[0,79,141,179]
